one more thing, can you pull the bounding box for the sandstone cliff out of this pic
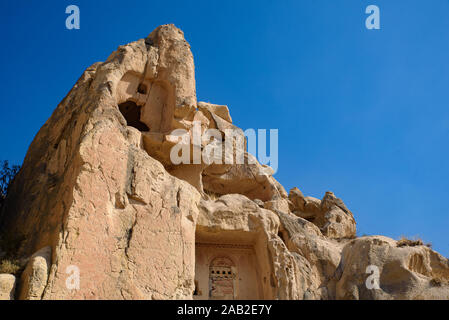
[0,24,448,300]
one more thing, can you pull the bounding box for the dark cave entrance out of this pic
[118,101,150,132]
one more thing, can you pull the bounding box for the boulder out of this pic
[18,246,51,300]
[335,236,449,300]
[198,102,232,123]
[0,274,16,300]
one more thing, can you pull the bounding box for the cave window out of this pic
[118,101,150,132]
[305,217,315,223]
[137,83,147,94]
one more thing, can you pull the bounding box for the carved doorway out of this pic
[209,257,236,299]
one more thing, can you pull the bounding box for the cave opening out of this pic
[137,83,148,94]
[118,101,150,132]
[277,230,287,245]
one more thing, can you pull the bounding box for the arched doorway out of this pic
[209,257,236,299]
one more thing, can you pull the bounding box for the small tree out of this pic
[0,160,20,208]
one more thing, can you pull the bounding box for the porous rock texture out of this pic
[0,25,448,300]
[0,274,16,300]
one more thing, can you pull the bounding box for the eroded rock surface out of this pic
[18,246,51,300]
[336,236,449,300]
[0,24,447,300]
[0,274,16,300]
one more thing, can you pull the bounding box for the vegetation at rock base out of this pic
[0,233,26,277]
[204,189,221,201]
[0,162,24,276]
[0,259,21,275]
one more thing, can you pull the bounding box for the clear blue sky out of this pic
[0,0,448,256]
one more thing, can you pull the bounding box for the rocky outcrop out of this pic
[0,25,201,300]
[196,194,302,299]
[0,24,447,300]
[0,274,16,300]
[335,236,449,300]
[18,246,51,300]
[289,189,356,239]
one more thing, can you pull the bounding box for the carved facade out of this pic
[194,243,262,300]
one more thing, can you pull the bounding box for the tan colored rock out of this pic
[289,189,356,239]
[264,198,290,213]
[288,187,306,212]
[335,236,449,300]
[19,246,51,300]
[303,197,322,215]
[115,24,197,130]
[196,194,304,299]
[319,192,356,239]
[0,24,447,301]
[0,25,201,300]
[321,191,351,214]
[321,206,356,239]
[203,153,285,202]
[0,274,16,300]
[198,102,232,123]
[275,211,343,299]
[289,190,322,220]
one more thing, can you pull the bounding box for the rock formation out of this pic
[0,24,448,300]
